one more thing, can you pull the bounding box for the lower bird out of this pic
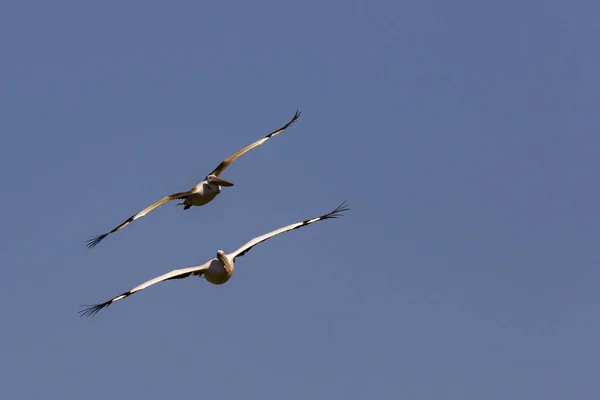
[79,201,349,317]
[86,110,301,248]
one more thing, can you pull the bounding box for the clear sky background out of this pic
[0,1,598,399]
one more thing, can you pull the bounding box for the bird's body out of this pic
[86,110,301,248]
[79,202,349,317]
[204,251,234,284]
[179,182,222,209]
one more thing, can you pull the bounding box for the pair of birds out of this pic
[80,111,349,317]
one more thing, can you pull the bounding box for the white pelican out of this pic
[79,202,349,317]
[86,111,301,248]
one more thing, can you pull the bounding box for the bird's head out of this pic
[216,250,233,273]
[206,174,234,187]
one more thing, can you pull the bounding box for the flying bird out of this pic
[79,201,349,317]
[86,110,301,248]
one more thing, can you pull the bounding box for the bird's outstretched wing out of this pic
[208,110,301,177]
[228,201,349,261]
[78,264,209,317]
[86,189,198,248]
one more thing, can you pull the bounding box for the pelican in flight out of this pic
[79,202,349,317]
[86,110,301,248]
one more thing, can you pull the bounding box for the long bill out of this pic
[209,176,234,187]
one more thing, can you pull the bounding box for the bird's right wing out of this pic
[79,263,210,317]
[207,110,301,177]
[86,188,198,248]
[228,201,349,261]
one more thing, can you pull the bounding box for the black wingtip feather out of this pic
[287,110,301,127]
[322,201,350,220]
[78,301,112,318]
[85,234,108,249]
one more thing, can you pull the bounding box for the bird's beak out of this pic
[211,177,234,187]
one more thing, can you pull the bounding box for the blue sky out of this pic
[0,1,598,398]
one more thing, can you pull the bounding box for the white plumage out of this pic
[79,202,349,317]
[86,110,301,248]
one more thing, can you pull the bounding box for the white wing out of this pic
[86,188,199,248]
[207,110,301,177]
[228,201,349,261]
[79,262,210,317]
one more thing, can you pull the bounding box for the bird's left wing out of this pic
[228,201,349,261]
[79,263,209,317]
[208,110,301,177]
[86,188,198,249]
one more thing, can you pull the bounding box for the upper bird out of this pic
[79,201,349,317]
[86,110,301,249]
